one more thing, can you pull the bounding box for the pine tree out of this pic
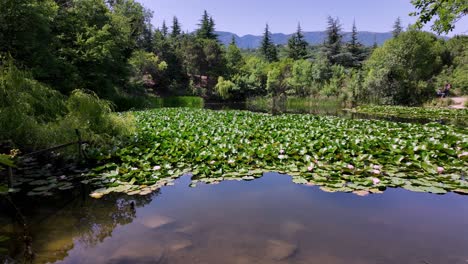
[161,20,168,37]
[171,16,181,38]
[323,16,342,64]
[393,17,403,38]
[287,23,308,60]
[260,24,278,62]
[197,10,217,40]
[372,35,378,50]
[346,20,364,67]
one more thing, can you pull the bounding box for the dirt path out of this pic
[449,97,467,109]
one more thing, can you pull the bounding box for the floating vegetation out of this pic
[349,105,468,122]
[86,108,468,197]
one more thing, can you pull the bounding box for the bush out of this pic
[0,61,134,152]
[363,30,444,106]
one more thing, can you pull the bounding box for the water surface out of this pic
[2,173,468,264]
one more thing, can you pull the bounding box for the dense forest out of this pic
[0,0,466,151]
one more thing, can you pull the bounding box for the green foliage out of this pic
[0,154,14,168]
[90,108,468,196]
[410,0,467,34]
[128,50,167,90]
[363,30,445,105]
[288,60,315,96]
[0,0,58,80]
[260,24,278,62]
[171,16,182,38]
[323,16,343,65]
[352,105,467,124]
[393,17,403,38]
[197,10,217,40]
[266,59,293,96]
[434,35,468,95]
[0,60,134,151]
[345,21,367,68]
[215,77,238,100]
[226,38,245,77]
[287,24,309,60]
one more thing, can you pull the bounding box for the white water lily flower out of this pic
[458,152,468,158]
[228,159,235,164]
[210,160,216,165]
[278,155,286,160]
[437,167,444,174]
[372,170,381,175]
[279,149,285,154]
[373,165,382,170]
[131,167,138,171]
[153,165,161,171]
[307,166,314,172]
[347,164,355,170]
[372,178,381,185]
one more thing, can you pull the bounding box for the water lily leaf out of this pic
[292,177,308,184]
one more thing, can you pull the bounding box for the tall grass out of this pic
[113,95,204,111]
[246,96,342,114]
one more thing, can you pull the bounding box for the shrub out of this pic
[0,60,134,153]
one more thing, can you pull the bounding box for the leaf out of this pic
[292,177,308,184]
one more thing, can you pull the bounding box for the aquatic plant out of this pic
[87,108,467,197]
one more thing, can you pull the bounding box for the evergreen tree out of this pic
[393,17,403,38]
[260,24,278,62]
[346,20,365,67]
[171,16,181,38]
[323,16,343,64]
[287,23,308,60]
[161,20,168,37]
[197,10,217,40]
[372,35,378,50]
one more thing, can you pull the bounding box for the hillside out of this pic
[216,31,393,49]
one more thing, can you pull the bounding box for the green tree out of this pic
[363,30,445,105]
[323,16,343,65]
[197,10,217,40]
[287,23,309,60]
[226,37,244,76]
[161,20,168,37]
[171,16,181,38]
[435,35,468,94]
[181,36,226,97]
[346,20,366,67]
[0,0,59,82]
[410,0,467,34]
[393,17,403,37]
[260,24,278,62]
[288,59,315,96]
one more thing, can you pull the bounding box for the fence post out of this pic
[7,166,13,188]
[75,129,83,161]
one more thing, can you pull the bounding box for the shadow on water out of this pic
[2,173,468,264]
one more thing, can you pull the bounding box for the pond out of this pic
[2,173,468,264]
[1,99,467,263]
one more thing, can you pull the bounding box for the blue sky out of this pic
[137,0,467,36]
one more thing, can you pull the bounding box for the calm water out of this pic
[2,173,468,264]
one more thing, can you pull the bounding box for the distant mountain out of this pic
[216,31,393,49]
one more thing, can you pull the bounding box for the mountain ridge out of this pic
[216,31,393,49]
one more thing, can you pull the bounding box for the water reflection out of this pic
[2,173,468,264]
[0,187,157,263]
